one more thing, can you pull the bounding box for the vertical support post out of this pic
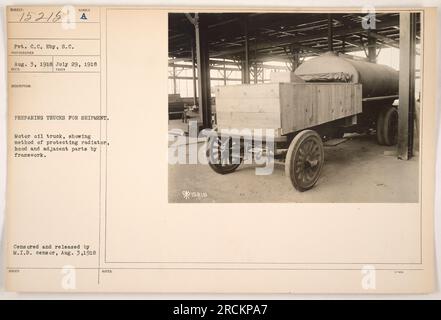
[195,13,212,129]
[254,33,259,83]
[243,15,250,84]
[398,12,416,160]
[172,62,177,94]
[253,63,258,84]
[190,38,197,106]
[223,59,227,85]
[367,31,377,63]
[290,47,301,71]
[327,14,334,52]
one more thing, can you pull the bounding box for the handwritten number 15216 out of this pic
[19,11,63,23]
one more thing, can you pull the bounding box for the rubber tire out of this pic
[208,162,241,175]
[285,130,324,192]
[376,109,386,145]
[206,136,242,175]
[382,106,398,146]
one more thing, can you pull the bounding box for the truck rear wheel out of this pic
[377,106,398,146]
[285,130,324,192]
[376,109,386,145]
[382,106,398,146]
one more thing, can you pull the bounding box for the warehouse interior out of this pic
[168,12,420,203]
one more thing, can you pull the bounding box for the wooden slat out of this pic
[217,111,281,130]
[215,97,280,113]
[215,83,280,99]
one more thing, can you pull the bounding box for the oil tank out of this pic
[294,52,398,98]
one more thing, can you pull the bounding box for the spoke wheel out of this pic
[206,135,243,174]
[285,130,324,191]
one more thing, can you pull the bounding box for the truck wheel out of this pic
[376,109,386,145]
[382,106,398,146]
[285,130,324,192]
[206,135,242,174]
[377,106,398,146]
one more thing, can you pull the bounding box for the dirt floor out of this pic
[168,120,419,203]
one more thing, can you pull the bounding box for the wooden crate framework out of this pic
[215,82,362,137]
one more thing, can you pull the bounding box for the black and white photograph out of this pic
[1,2,439,298]
[168,11,421,203]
